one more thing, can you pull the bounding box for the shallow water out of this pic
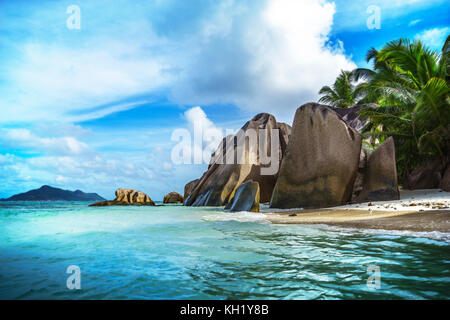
[0,201,449,299]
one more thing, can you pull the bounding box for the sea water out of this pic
[0,201,449,299]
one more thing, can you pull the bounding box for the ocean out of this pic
[0,201,449,299]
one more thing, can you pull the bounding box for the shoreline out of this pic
[263,189,450,233]
[265,209,450,233]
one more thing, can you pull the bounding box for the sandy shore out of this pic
[263,189,450,232]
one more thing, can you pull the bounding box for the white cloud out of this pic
[1,0,356,123]
[171,0,356,120]
[3,128,89,155]
[184,106,221,134]
[1,40,172,123]
[180,106,224,163]
[409,19,421,27]
[415,27,449,49]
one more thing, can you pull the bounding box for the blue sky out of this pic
[0,0,449,199]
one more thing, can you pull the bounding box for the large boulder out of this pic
[163,191,184,204]
[403,159,444,189]
[355,137,400,202]
[270,103,362,209]
[90,188,155,206]
[225,180,260,212]
[184,113,291,206]
[333,104,378,133]
[184,179,199,201]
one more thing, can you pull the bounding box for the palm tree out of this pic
[354,38,449,177]
[318,70,366,108]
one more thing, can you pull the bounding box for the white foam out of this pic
[316,224,450,242]
[202,211,270,223]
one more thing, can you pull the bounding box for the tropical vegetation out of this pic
[318,36,450,181]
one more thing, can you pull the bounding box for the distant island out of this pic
[0,185,105,202]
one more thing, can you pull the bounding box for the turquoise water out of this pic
[0,201,449,300]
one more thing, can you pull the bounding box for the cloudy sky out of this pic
[0,0,449,199]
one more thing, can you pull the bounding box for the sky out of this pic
[0,0,449,200]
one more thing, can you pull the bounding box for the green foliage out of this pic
[355,37,450,178]
[318,70,366,108]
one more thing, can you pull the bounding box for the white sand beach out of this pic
[263,189,450,232]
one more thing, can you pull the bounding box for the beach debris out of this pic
[289,213,297,217]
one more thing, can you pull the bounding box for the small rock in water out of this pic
[289,213,297,217]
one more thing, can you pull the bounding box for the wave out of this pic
[202,211,270,223]
[315,224,450,242]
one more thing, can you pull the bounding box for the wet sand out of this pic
[266,209,450,232]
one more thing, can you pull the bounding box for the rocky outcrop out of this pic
[333,104,377,133]
[184,113,291,207]
[225,180,260,212]
[163,191,184,204]
[270,103,362,209]
[403,159,444,190]
[90,188,155,206]
[355,137,400,202]
[184,179,199,201]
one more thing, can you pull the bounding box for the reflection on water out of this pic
[0,202,449,299]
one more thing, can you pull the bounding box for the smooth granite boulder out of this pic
[225,180,260,212]
[183,179,199,201]
[270,103,362,209]
[163,191,184,204]
[184,113,291,206]
[90,188,155,206]
[355,137,400,202]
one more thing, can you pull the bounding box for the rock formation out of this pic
[184,113,291,206]
[90,188,155,206]
[163,191,184,204]
[403,159,445,190]
[225,180,260,212]
[355,137,400,202]
[270,103,362,209]
[184,179,199,201]
[333,104,378,133]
